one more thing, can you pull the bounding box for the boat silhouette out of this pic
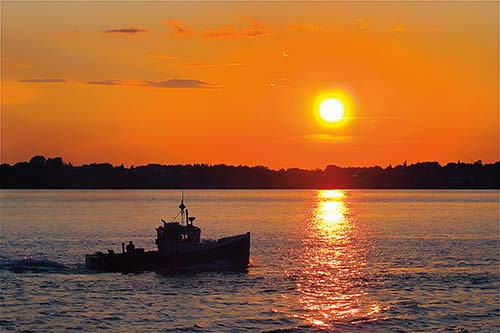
[85,193,250,272]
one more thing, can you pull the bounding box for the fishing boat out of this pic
[85,194,250,272]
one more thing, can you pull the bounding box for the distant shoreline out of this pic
[1,188,499,191]
[1,155,499,189]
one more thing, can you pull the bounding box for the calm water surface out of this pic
[1,190,499,332]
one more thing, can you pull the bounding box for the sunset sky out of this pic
[2,1,498,169]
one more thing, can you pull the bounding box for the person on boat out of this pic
[126,241,135,253]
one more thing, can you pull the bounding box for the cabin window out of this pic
[181,234,193,242]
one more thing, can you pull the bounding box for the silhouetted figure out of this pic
[126,241,135,253]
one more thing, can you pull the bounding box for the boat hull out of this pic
[85,232,250,272]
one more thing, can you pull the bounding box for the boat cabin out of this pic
[155,198,201,254]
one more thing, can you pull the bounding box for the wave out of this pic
[0,257,73,274]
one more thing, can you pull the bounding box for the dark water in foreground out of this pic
[1,190,499,332]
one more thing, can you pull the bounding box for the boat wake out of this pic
[0,257,83,274]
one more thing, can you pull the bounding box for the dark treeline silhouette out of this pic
[1,155,499,189]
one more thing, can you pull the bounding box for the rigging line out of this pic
[170,209,181,223]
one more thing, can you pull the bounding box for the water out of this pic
[1,190,498,332]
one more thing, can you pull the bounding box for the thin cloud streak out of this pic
[180,62,243,68]
[240,17,272,37]
[203,27,238,39]
[145,79,220,89]
[357,18,369,30]
[33,78,220,89]
[103,27,147,35]
[269,78,288,88]
[304,134,355,144]
[165,20,195,36]
[203,17,271,39]
[288,23,320,32]
[87,80,123,86]
[18,78,67,83]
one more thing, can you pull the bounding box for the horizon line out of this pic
[2,154,498,172]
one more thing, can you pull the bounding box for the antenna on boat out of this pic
[179,189,186,226]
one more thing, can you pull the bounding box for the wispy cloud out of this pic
[103,27,147,35]
[18,77,221,89]
[87,80,123,86]
[288,23,320,32]
[203,18,271,39]
[18,78,67,83]
[304,134,355,144]
[165,20,195,36]
[180,62,243,69]
[147,53,176,60]
[91,80,147,87]
[145,79,220,89]
[241,17,271,37]
[203,27,238,39]
[393,23,406,32]
[269,78,288,88]
[357,18,369,30]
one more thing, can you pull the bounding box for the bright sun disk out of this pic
[319,98,345,122]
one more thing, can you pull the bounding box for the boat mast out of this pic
[179,189,186,226]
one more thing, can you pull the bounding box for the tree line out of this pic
[1,155,499,189]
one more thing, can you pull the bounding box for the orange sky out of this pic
[1,1,498,169]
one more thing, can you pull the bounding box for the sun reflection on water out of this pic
[295,190,381,329]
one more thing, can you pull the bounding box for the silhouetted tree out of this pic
[29,155,47,168]
[0,155,499,189]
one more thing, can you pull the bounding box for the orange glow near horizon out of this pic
[1,2,498,168]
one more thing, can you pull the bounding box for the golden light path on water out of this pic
[295,190,381,329]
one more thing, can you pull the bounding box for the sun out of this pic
[314,90,353,126]
[319,98,345,123]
